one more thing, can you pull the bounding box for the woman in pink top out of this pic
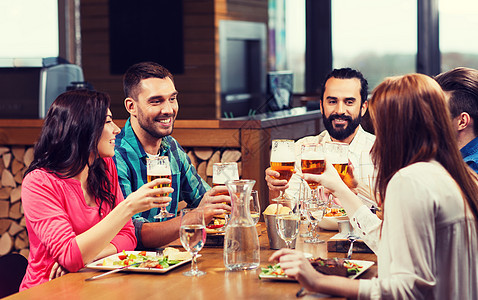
[20,90,173,290]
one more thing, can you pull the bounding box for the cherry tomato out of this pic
[118,254,128,260]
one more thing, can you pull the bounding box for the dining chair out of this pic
[0,253,28,298]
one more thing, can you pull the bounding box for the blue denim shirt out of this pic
[460,136,478,174]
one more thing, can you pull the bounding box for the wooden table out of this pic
[6,224,376,299]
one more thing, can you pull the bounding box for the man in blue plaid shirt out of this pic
[114,62,230,249]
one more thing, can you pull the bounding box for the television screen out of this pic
[266,71,293,111]
[219,20,267,118]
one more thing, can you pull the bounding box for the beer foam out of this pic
[301,151,324,160]
[213,163,239,184]
[325,152,347,164]
[270,149,295,162]
[147,158,171,176]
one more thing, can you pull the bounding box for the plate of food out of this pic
[318,207,349,231]
[259,258,373,281]
[85,248,192,274]
[205,217,226,235]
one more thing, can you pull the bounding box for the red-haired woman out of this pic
[270,74,478,299]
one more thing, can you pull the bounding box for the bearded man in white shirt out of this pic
[265,68,376,203]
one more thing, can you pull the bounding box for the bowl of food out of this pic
[318,208,348,231]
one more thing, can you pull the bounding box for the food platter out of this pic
[258,259,374,281]
[85,250,192,274]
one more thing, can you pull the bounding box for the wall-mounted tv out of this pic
[219,20,267,118]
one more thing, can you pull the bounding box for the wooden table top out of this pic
[6,223,377,300]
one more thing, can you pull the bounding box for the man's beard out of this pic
[322,113,362,141]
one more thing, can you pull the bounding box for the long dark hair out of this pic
[369,74,478,224]
[25,90,116,216]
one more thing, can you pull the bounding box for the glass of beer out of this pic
[324,142,350,182]
[270,139,295,201]
[147,156,174,219]
[212,162,239,225]
[301,143,325,190]
[212,162,239,192]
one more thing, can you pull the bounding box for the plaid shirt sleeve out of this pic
[167,137,210,207]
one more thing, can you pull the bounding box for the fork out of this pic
[346,234,358,259]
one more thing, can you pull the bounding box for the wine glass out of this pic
[249,190,260,225]
[179,208,206,277]
[270,139,296,201]
[298,179,312,237]
[275,198,300,249]
[304,200,327,243]
[147,156,174,219]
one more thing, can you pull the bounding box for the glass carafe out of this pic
[224,179,260,271]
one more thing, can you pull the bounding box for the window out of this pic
[439,0,478,72]
[285,0,305,93]
[0,0,59,61]
[331,0,417,90]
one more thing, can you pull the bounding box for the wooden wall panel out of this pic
[80,0,268,120]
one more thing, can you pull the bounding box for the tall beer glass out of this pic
[301,143,325,189]
[147,156,174,219]
[324,142,350,182]
[212,162,239,194]
[270,139,295,201]
[212,162,239,225]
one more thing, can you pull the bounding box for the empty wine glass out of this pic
[275,198,300,249]
[298,179,312,237]
[147,156,174,219]
[304,200,326,244]
[179,208,206,277]
[249,190,260,225]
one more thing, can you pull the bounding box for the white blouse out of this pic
[352,160,477,299]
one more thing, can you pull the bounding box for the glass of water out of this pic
[179,208,206,277]
[275,198,300,249]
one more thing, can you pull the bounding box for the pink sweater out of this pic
[20,157,136,290]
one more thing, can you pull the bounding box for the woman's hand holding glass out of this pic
[122,178,173,216]
[302,159,364,217]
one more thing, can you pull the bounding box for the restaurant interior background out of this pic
[0,0,477,257]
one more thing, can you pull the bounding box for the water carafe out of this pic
[224,179,260,270]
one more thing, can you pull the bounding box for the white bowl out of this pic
[318,215,349,231]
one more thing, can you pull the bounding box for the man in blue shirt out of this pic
[114,62,230,249]
[435,67,478,173]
